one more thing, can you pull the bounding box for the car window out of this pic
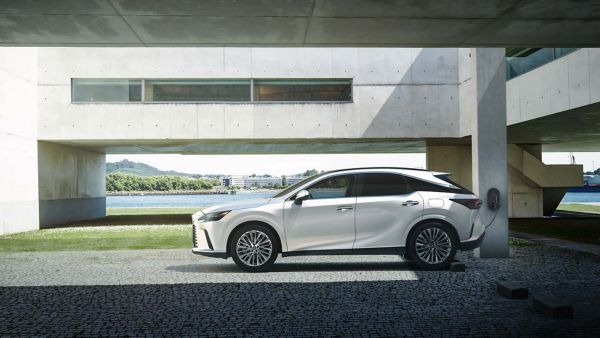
[359,173,410,196]
[307,175,354,199]
[405,176,457,193]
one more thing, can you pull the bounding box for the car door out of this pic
[283,174,357,252]
[353,173,424,249]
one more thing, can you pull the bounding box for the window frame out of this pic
[252,78,353,104]
[356,173,413,197]
[71,78,143,103]
[71,78,354,104]
[143,78,252,103]
[300,174,358,200]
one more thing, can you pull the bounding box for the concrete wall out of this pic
[427,144,582,218]
[0,47,39,235]
[507,48,600,125]
[38,142,106,227]
[37,47,465,141]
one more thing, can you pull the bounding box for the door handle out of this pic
[336,205,354,211]
[401,200,420,206]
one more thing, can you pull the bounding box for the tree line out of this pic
[106,173,220,192]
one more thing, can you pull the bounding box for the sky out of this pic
[106,152,600,176]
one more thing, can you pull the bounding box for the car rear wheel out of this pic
[230,224,278,272]
[406,222,457,270]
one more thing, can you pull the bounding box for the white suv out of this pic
[192,167,484,272]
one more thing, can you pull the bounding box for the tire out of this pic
[406,222,458,270]
[230,224,279,272]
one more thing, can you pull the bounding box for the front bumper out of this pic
[192,218,229,259]
[192,248,227,259]
[459,232,485,250]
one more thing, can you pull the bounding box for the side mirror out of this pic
[294,190,310,205]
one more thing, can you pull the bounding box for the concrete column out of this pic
[38,142,106,227]
[0,48,39,235]
[470,48,509,258]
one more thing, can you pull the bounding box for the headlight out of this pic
[198,210,231,222]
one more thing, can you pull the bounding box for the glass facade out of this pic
[71,79,142,102]
[144,79,251,102]
[72,78,352,103]
[253,79,352,102]
[505,48,579,80]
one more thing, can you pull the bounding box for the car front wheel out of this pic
[406,222,457,270]
[230,224,278,272]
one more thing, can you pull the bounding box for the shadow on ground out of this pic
[45,214,191,228]
[166,261,413,273]
[1,280,599,336]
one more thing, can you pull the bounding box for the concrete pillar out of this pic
[0,48,39,235]
[471,48,509,258]
[38,142,106,227]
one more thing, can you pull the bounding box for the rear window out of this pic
[433,175,473,194]
[359,173,410,196]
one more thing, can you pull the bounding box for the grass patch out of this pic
[556,203,600,215]
[509,218,600,245]
[0,225,190,252]
[0,207,201,252]
[508,237,539,247]
[107,207,201,216]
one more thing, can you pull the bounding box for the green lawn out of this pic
[107,207,201,216]
[509,218,600,245]
[556,203,600,214]
[0,225,190,252]
[0,207,198,252]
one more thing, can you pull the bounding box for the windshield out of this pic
[272,172,326,198]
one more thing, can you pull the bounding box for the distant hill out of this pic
[106,159,196,177]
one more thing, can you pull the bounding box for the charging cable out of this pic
[480,207,500,230]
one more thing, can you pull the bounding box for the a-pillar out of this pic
[471,48,509,258]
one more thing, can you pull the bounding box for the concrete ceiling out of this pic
[52,138,430,154]
[2,0,600,47]
[508,102,600,152]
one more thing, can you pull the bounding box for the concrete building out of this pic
[221,175,306,188]
[2,0,600,258]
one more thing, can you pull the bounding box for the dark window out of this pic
[405,176,459,193]
[145,79,251,102]
[72,79,141,102]
[253,79,352,102]
[359,173,410,197]
[307,175,354,199]
[433,175,473,194]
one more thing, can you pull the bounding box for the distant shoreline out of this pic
[107,191,232,196]
[107,189,275,196]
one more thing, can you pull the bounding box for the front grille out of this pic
[192,224,198,247]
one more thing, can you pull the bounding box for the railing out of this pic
[505,48,580,80]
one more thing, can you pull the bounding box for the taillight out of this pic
[450,198,482,209]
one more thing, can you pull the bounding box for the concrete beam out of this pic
[470,48,509,258]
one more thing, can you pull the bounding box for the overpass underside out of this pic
[2,46,598,259]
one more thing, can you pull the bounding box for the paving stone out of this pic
[497,281,528,299]
[449,261,466,272]
[532,294,574,319]
[0,244,598,336]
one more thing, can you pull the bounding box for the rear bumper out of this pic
[192,248,227,259]
[459,232,485,251]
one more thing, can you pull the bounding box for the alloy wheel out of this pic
[415,227,452,264]
[236,230,273,267]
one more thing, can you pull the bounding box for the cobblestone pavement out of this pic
[1,244,599,337]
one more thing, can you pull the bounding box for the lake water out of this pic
[107,191,274,208]
[560,192,600,205]
[107,191,600,208]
